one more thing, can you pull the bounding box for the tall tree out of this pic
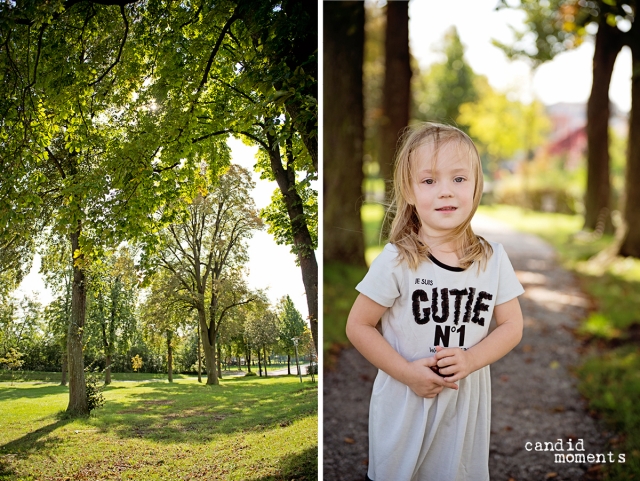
[245,304,278,377]
[413,26,477,129]
[276,295,306,375]
[619,14,640,257]
[494,0,628,234]
[0,0,201,415]
[151,164,261,385]
[139,270,190,383]
[458,75,550,172]
[86,248,137,384]
[379,0,412,203]
[323,1,366,266]
[41,237,73,386]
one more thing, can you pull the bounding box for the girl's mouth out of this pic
[436,206,457,211]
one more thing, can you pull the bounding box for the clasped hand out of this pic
[404,346,474,398]
[434,346,475,383]
[403,355,457,398]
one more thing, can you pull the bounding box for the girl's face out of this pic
[410,140,476,242]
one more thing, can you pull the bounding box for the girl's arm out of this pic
[346,293,459,397]
[434,297,524,381]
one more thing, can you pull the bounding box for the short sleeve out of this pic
[355,244,403,307]
[495,243,525,305]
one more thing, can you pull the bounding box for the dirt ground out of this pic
[323,215,614,481]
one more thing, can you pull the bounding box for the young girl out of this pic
[346,123,524,481]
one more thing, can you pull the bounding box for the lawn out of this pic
[0,374,318,480]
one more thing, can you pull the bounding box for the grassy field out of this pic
[0,374,317,480]
[477,205,640,480]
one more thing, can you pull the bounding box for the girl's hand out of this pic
[434,346,476,382]
[402,357,459,398]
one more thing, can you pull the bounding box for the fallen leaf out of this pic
[344,437,355,444]
[546,473,558,479]
[550,360,560,369]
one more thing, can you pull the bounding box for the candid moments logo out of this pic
[524,439,626,464]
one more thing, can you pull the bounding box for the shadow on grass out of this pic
[92,378,318,444]
[0,414,72,456]
[0,383,67,402]
[245,446,318,481]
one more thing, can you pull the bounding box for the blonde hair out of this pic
[387,122,492,270]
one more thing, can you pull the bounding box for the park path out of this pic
[323,215,612,481]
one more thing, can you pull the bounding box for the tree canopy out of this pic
[1,0,317,412]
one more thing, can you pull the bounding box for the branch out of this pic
[194,8,239,98]
[88,4,129,87]
[45,148,67,179]
[27,23,47,89]
[191,129,232,144]
[179,2,204,29]
[237,130,268,150]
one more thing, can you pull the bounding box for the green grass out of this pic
[478,204,640,480]
[0,375,317,480]
[323,202,386,364]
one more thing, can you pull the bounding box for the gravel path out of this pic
[323,215,611,481]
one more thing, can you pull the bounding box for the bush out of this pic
[306,364,317,375]
[85,369,105,413]
[244,371,257,377]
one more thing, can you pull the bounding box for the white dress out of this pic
[356,241,524,481]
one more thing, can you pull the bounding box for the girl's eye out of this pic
[423,179,434,185]
[454,177,465,183]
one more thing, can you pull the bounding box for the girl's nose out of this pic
[438,185,453,198]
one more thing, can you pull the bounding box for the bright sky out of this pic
[227,137,310,319]
[15,138,310,320]
[408,0,632,112]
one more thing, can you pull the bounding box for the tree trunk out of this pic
[217,343,222,379]
[167,330,173,383]
[102,314,112,385]
[379,1,412,220]
[105,354,112,385]
[197,320,202,383]
[619,27,640,257]
[60,350,68,386]
[263,346,268,377]
[287,353,291,375]
[257,349,263,377]
[197,307,219,385]
[265,134,319,354]
[323,1,366,267]
[584,17,624,233]
[66,226,88,415]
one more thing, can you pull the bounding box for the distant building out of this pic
[544,102,627,170]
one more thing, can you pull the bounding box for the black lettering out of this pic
[463,287,476,323]
[412,289,430,325]
[472,291,493,326]
[434,325,450,347]
[449,288,467,325]
[458,324,466,346]
[431,288,449,323]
